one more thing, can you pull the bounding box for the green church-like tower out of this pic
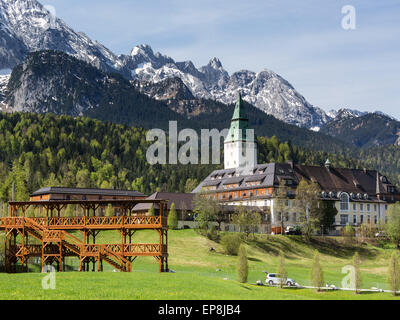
[224,93,258,169]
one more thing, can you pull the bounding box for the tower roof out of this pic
[225,93,252,143]
[231,92,248,121]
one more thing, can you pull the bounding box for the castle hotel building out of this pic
[194,94,400,231]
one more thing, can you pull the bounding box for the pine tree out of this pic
[168,203,178,230]
[277,250,288,288]
[310,250,324,291]
[237,245,248,283]
[353,252,362,294]
[387,251,400,296]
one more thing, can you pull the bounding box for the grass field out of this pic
[0,229,399,300]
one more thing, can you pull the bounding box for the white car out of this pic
[265,273,296,287]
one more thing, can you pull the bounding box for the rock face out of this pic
[0,74,10,110]
[2,0,396,132]
[0,0,334,129]
[0,0,121,72]
[320,111,400,148]
[123,45,332,128]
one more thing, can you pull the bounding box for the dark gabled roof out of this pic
[244,174,268,183]
[133,192,195,212]
[222,177,244,185]
[30,187,145,197]
[203,180,222,187]
[194,161,398,200]
[294,165,395,196]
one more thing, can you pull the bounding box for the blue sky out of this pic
[42,0,400,118]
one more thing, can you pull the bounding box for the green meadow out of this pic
[0,229,399,300]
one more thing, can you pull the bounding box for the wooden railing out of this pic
[0,215,167,230]
[81,243,165,256]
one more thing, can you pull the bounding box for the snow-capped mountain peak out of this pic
[2,0,390,130]
[328,108,368,121]
[0,0,121,72]
[208,57,223,70]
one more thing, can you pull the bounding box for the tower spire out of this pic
[231,91,247,121]
[224,92,257,169]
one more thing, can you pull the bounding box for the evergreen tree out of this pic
[65,204,75,217]
[386,203,400,247]
[168,203,178,230]
[387,251,400,296]
[353,252,362,294]
[277,250,288,289]
[237,245,248,283]
[310,250,324,291]
[105,204,114,217]
[184,178,198,193]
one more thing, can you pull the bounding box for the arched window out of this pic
[340,193,349,211]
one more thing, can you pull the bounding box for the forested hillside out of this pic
[320,112,400,148]
[4,51,353,155]
[0,112,374,203]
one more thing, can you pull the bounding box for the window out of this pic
[374,204,377,212]
[360,215,364,223]
[367,215,371,224]
[367,204,370,212]
[353,203,357,211]
[374,216,378,224]
[360,204,364,212]
[340,193,349,211]
[340,214,349,225]
[385,205,388,211]
[353,215,357,224]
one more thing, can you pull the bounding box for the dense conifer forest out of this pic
[1,112,398,205]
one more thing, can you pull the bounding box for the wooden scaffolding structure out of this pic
[0,199,169,273]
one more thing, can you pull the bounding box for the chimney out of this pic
[325,159,331,171]
[376,171,381,200]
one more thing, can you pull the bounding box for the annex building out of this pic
[194,94,400,232]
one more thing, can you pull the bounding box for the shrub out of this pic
[220,233,241,256]
[206,225,220,242]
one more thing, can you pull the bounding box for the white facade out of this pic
[224,139,258,169]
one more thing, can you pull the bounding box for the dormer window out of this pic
[285,179,293,186]
[340,193,350,211]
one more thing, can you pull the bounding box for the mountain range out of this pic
[0,0,399,150]
[0,0,342,129]
[1,50,355,154]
